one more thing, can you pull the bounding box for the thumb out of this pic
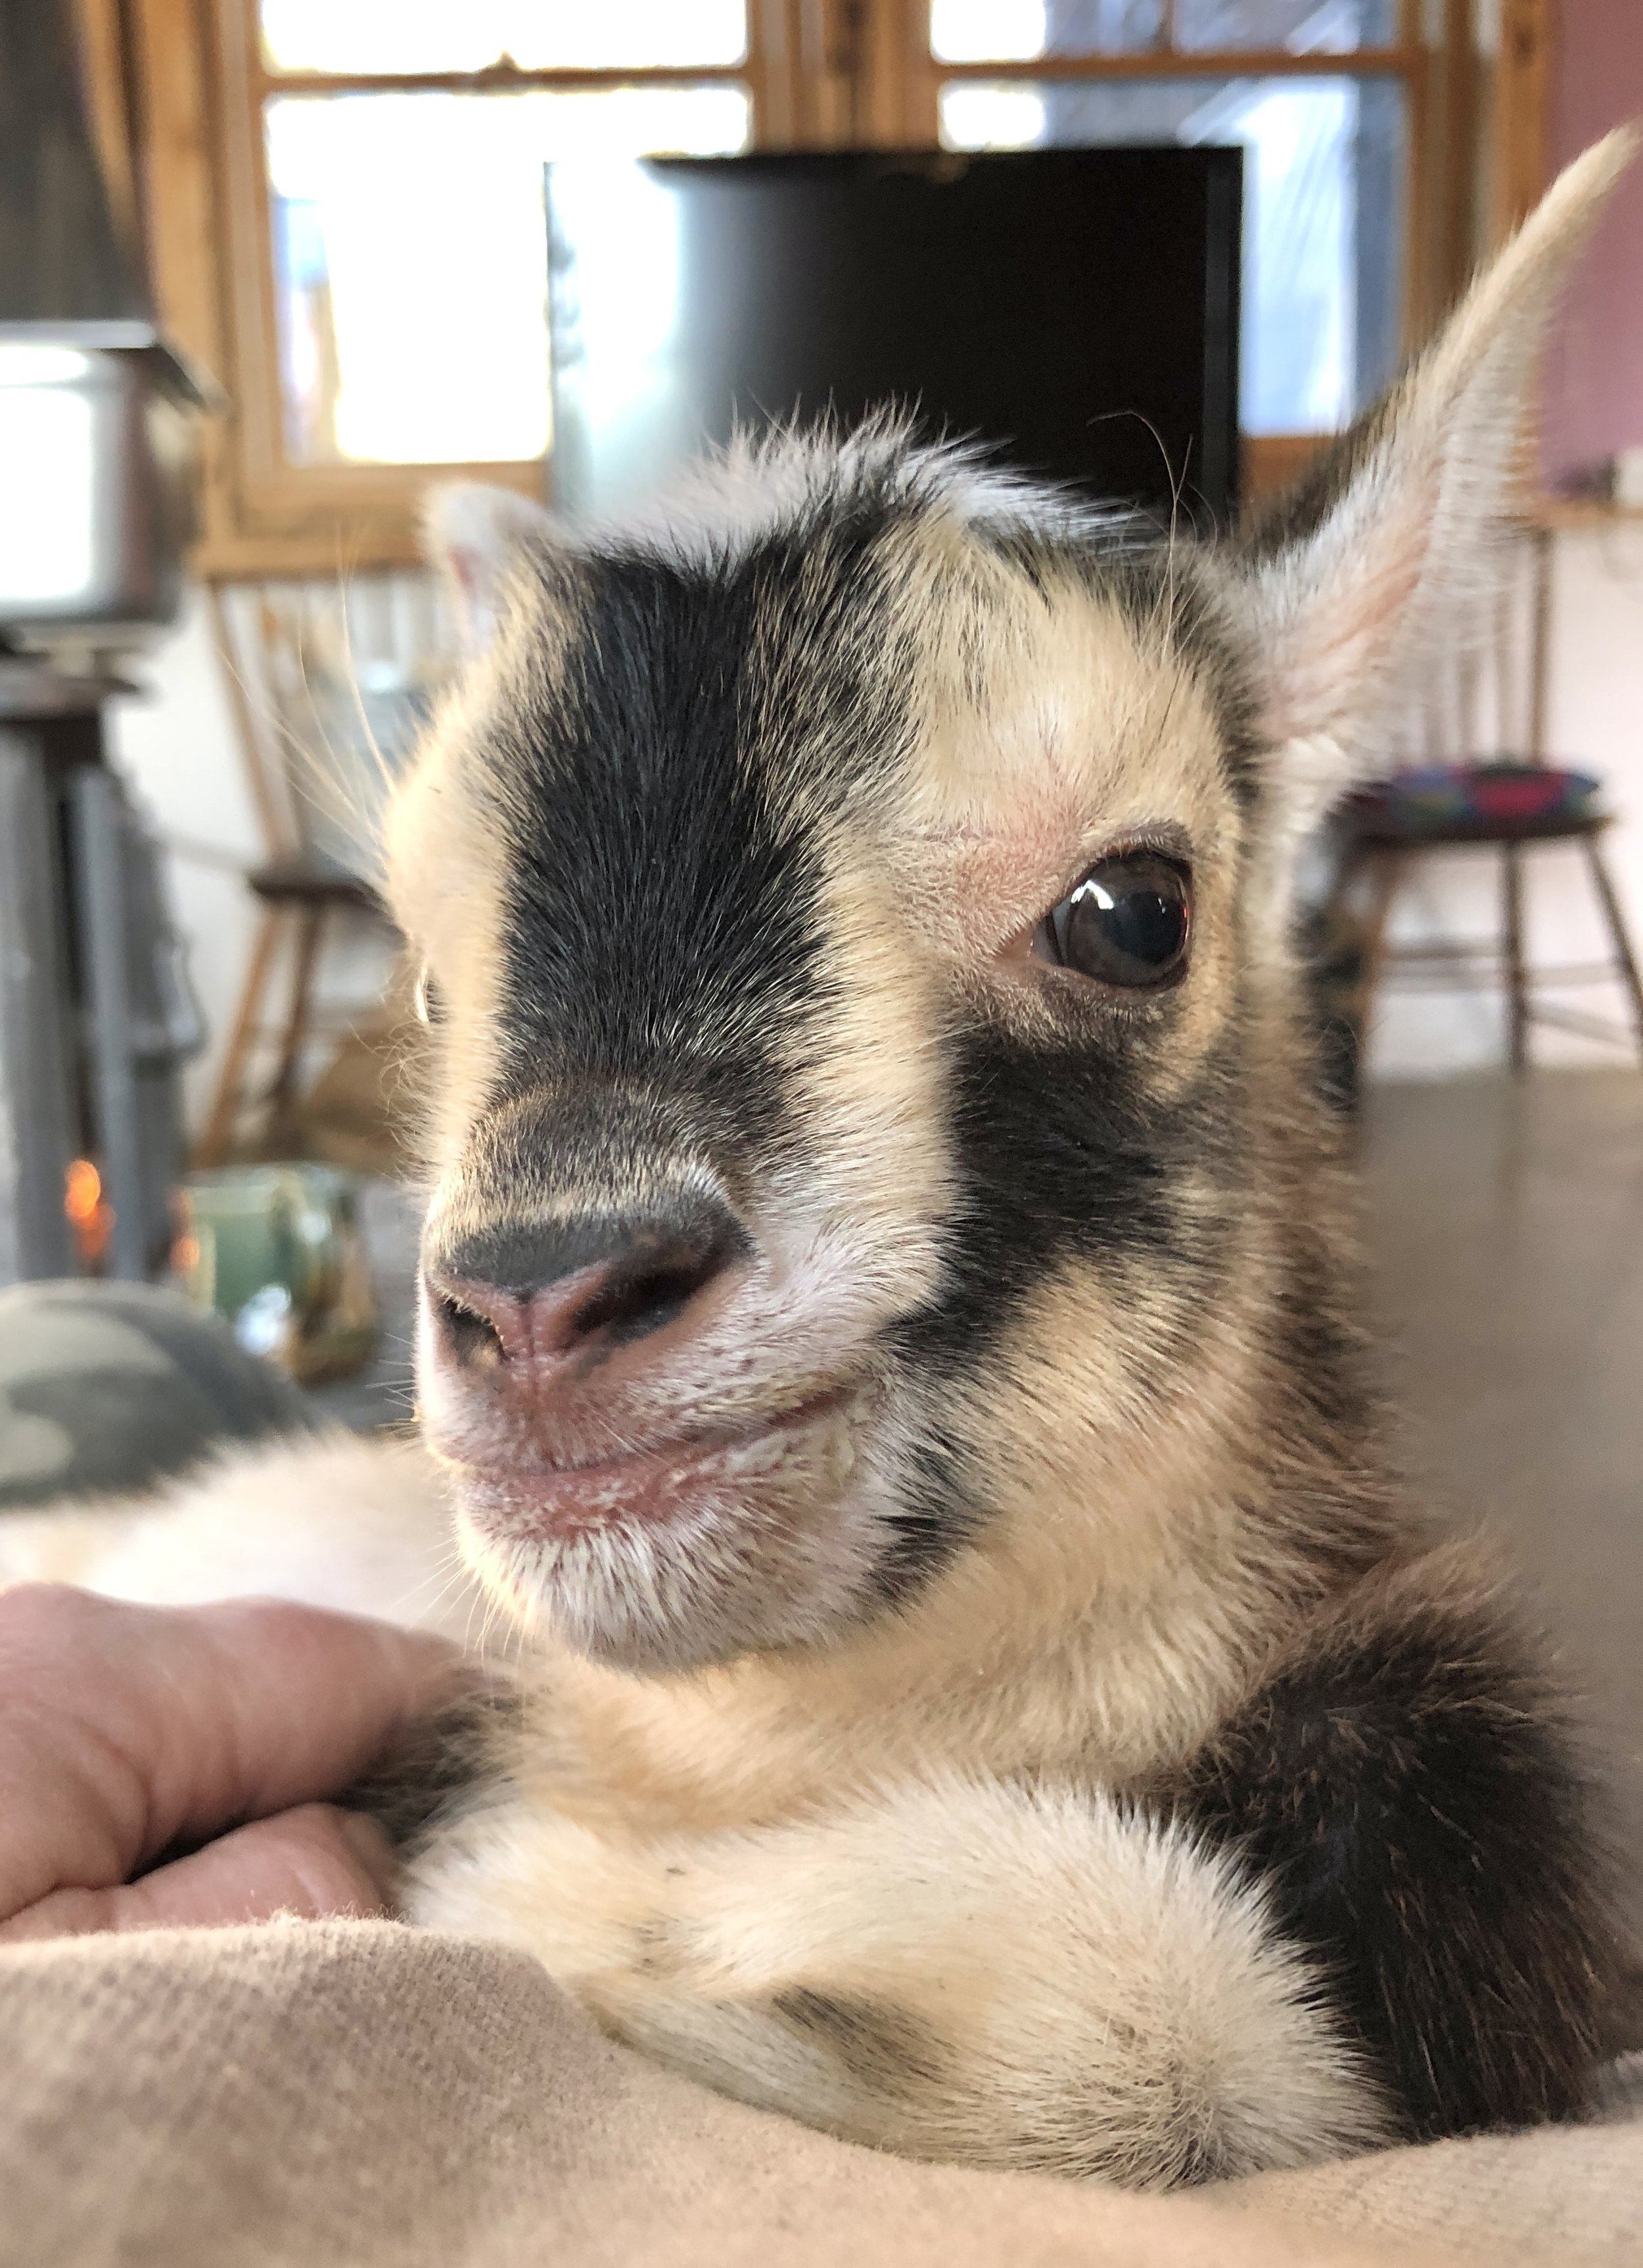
[0,1805,400,1942]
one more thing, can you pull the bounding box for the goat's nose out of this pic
[425,1195,749,1377]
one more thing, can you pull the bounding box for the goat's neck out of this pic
[527,1289,1397,1835]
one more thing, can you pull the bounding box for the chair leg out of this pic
[1502,841,1529,1075]
[194,904,283,1169]
[1351,849,1402,1062]
[266,905,326,1156]
[1582,836,1643,1071]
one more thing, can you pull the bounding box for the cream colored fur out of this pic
[411,1772,1385,2185]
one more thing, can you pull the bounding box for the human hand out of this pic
[0,1584,461,1943]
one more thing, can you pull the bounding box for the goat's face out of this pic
[394,474,1261,1668]
[386,139,1629,1672]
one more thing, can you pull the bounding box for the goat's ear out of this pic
[1235,130,1634,838]
[423,481,557,655]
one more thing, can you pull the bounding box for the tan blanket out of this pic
[3,1920,1638,2268]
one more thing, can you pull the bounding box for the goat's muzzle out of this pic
[417,1187,857,1548]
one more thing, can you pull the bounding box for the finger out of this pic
[0,1805,400,1943]
[0,1585,467,1918]
[191,1597,467,1826]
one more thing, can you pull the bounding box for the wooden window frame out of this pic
[120,0,806,571]
[868,0,1554,503]
[92,0,1555,569]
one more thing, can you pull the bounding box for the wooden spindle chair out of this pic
[195,573,452,1165]
[1324,525,1643,1079]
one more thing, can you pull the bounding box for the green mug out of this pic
[175,1164,380,1385]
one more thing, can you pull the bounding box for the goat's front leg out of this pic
[409,1772,1387,2186]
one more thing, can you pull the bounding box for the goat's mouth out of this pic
[446,1382,862,1546]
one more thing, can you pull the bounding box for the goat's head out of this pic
[388,137,1629,1672]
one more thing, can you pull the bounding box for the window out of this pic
[900,0,1553,496]
[260,14,752,468]
[104,0,1553,566]
[197,0,768,561]
[928,1,1410,438]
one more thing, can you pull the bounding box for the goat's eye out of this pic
[413,966,444,1025]
[1033,853,1192,989]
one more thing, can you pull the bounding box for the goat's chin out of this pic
[450,1466,898,1671]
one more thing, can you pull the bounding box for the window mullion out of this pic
[746,0,805,147]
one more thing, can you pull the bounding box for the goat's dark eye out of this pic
[413,966,444,1025]
[1034,853,1192,989]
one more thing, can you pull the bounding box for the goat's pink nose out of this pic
[425,1198,747,1381]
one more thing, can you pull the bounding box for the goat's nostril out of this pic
[437,1292,507,1373]
[427,1196,749,1371]
[572,1240,733,1347]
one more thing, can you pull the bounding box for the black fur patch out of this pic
[343,1684,522,1858]
[772,1987,948,2098]
[1172,1562,1620,2140]
[898,1024,1243,1369]
[432,1189,746,1300]
[873,1026,1248,1594]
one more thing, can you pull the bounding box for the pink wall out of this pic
[1540,0,1643,484]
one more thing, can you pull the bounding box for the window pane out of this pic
[940,73,1405,435]
[930,0,1396,57]
[262,1,749,76]
[1173,0,1396,52]
[267,87,749,465]
[931,2,1165,61]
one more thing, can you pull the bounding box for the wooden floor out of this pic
[1359,1071,1643,1939]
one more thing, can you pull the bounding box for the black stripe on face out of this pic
[478,515,908,1150]
[891,1025,1245,1374]
[873,1026,1247,1597]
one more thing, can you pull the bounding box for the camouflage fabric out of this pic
[0,1280,313,1510]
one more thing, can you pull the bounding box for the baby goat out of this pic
[10,136,1632,2187]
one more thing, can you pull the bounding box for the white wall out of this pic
[108,523,1643,1139]
[108,595,260,1127]
[108,589,396,1129]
